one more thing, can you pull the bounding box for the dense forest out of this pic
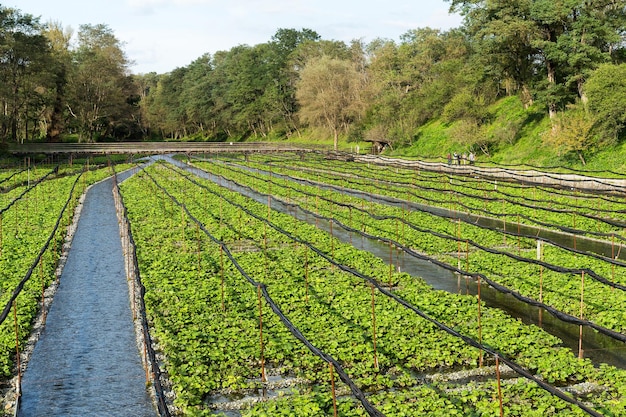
[1,1,625,162]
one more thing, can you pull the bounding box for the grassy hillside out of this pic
[387,96,626,173]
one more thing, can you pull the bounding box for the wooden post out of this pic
[496,355,504,417]
[257,285,266,382]
[579,271,585,359]
[329,362,338,417]
[371,285,379,371]
[477,275,483,367]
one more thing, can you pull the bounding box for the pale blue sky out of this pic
[8,0,462,74]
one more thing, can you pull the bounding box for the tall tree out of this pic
[266,28,320,136]
[448,0,626,119]
[585,63,626,141]
[43,21,72,141]
[67,24,136,141]
[296,55,367,150]
[0,6,51,142]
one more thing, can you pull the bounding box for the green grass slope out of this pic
[388,96,626,173]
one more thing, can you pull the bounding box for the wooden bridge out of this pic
[6,141,322,155]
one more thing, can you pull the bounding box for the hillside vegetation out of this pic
[1,2,626,172]
[387,96,626,173]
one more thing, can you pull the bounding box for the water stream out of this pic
[167,157,626,370]
[222,161,626,261]
[17,176,155,416]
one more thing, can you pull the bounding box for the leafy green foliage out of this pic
[120,159,626,415]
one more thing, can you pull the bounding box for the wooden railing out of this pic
[7,141,323,155]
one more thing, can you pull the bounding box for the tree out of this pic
[585,63,626,141]
[544,104,596,164]
[266,28,321,136]
[67,24,137,141]
[447,0,626,120]
[363,28,475,145]
[296,55,367,150]
[43,21,72,141]
[0,6,52,142]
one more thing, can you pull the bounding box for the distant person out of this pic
[447,153,452,165]
[462,153,467,165]
[469,152,475,165]
[453,152,459,165]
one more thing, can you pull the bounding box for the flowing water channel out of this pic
[17,175,155,417]
[166,157,626,370]
[222,160,626,261]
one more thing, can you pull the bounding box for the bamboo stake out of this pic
[465,240,469,272]
[477,275,483,367]
[389,241,393,287]
[257,285,266,382]
[40,258,46,324]
[457,219,461,270]
[496,355,504,417]
[330,220,334,266]
[181,207,186,253]
[573,211,577,250]
[305,248,309,305]
[371,285,379,371]
[349,207,353,244]
[14,301,21,395]
[517,213,521,255]
[612,235,615,289]
[329,362,338,417]
[579,271,585,359]
[220,245,225,312]
[196,223,201,275]
[538,241,544,326]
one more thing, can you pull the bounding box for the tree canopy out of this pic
[1,2,625,160]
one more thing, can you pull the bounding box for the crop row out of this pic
[234,154,626,239]
[0,160,133,379]
[190,159,626,339]
[121,161,626,416]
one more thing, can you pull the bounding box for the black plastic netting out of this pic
[141,165,385,417]
[0,170,82,326]
[215,161,626,283]
[183,161,626,345]
[160,160,605,417]
[244,160,626,231]
[260,156,626,211]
